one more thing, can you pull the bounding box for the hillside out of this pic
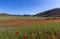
[0,13,10,16]
[34,8,60,17]
[0,13,31,16]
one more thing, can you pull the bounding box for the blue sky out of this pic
[0,0,60,15]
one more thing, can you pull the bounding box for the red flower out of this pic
[16,31,19,35]
[55,32,59,35]
[23,34,27,39]
[50,36,54,39]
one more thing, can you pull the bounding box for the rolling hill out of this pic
[34,8,60,17]
[0,13,31,16]
[1,8,60,17]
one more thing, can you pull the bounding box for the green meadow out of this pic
[0,22,59,39]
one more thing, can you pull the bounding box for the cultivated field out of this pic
[0,16,60,39]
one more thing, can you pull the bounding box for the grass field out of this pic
[0,22,60,39]
[0,16,40,21]
[0,16,60,39]
[0,16,50,21]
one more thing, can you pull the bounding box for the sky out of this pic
[0,0,60,15]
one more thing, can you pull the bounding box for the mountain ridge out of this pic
[34,8,60,17]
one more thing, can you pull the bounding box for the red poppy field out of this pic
[0,19,60,27]
[0,17,60,39]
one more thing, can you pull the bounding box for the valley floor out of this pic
[0,19,60,27]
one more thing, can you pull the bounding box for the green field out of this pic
[0,16,60,39]
[0,22,59,39]
[0,16,40,21]
[0,16,51,21]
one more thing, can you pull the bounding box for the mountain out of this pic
[0,13,31,16]
[0,13,10,16]
[34,8,60,17]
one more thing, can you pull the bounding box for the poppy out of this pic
[16,31,19,35]
[55,32,59,35]
[50,36,54,39]
[23,34,27,39]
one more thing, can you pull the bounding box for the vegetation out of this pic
[0,13,59,39]
[0,22,59,39]
[0,7,60,39]
[34,8,60,17]
[0,16,48,21]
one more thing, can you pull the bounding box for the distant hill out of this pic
[0,13,31,16]
[0,13,10,16]
[34,8,60,17]
[2,8,60,17]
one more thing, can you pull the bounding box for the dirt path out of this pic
[0,19,60,27]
